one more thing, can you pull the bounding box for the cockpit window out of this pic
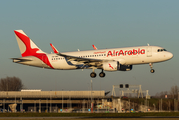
[157,49,167,52]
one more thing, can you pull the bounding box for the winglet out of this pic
[50,43,59,53]
[92,45,98,50]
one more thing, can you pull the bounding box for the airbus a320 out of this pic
[12,30,173,78]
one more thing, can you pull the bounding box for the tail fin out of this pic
[50,43,59,53]
[14,30,45,57]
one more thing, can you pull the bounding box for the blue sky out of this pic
[0,0,178,95]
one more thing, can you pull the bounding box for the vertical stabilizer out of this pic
[14,30,45,57]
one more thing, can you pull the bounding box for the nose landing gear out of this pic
[150,69,155,73]
[149,63,155,73]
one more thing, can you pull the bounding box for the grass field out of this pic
[0,118,179,120]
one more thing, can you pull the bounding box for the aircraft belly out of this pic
[137,54,160,64]
[122,56,133,65]
[51,60,78,70]
[121,55,140,65]
[124,55,155,65]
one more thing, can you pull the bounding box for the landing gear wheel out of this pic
[150,69,155,73]
[99,72,105,78]
[149,63,155,73]
[90,72,96,78]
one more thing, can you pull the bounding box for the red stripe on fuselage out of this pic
[35,54,54,69]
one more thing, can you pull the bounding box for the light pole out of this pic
[62,89,63,112]
[87,83,90,110]
[91,80,93,113]
[153,104,155,112]
[50,93,51,113]
[70,90,71,112]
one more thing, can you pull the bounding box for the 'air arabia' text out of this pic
[107,48,145,57]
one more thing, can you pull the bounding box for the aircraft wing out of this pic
[56,52,104,67]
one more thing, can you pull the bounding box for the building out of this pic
[0,90,106,112]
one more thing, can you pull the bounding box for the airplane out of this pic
[12,30,173,78]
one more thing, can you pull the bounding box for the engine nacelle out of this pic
[103,61,119,71]
[102,61,133,71]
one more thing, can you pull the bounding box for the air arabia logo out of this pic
[109,64,114,69]
[107,48,145,57]
[94,51,106,54]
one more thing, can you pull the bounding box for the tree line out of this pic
[155,85,179,99]
[0,76,24,91]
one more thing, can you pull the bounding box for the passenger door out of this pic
[147,46,152,57]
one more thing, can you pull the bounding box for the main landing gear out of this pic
[149,63,155,73]
[99,69,105,78]
[90,72,96,78]
[90,69,105,78]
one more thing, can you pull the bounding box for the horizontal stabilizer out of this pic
[11,58,32,63]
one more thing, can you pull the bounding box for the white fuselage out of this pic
[15,45,173,70]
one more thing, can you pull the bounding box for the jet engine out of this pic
[103,61,119,71]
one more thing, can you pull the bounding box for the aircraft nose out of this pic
[168,52,173,59]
